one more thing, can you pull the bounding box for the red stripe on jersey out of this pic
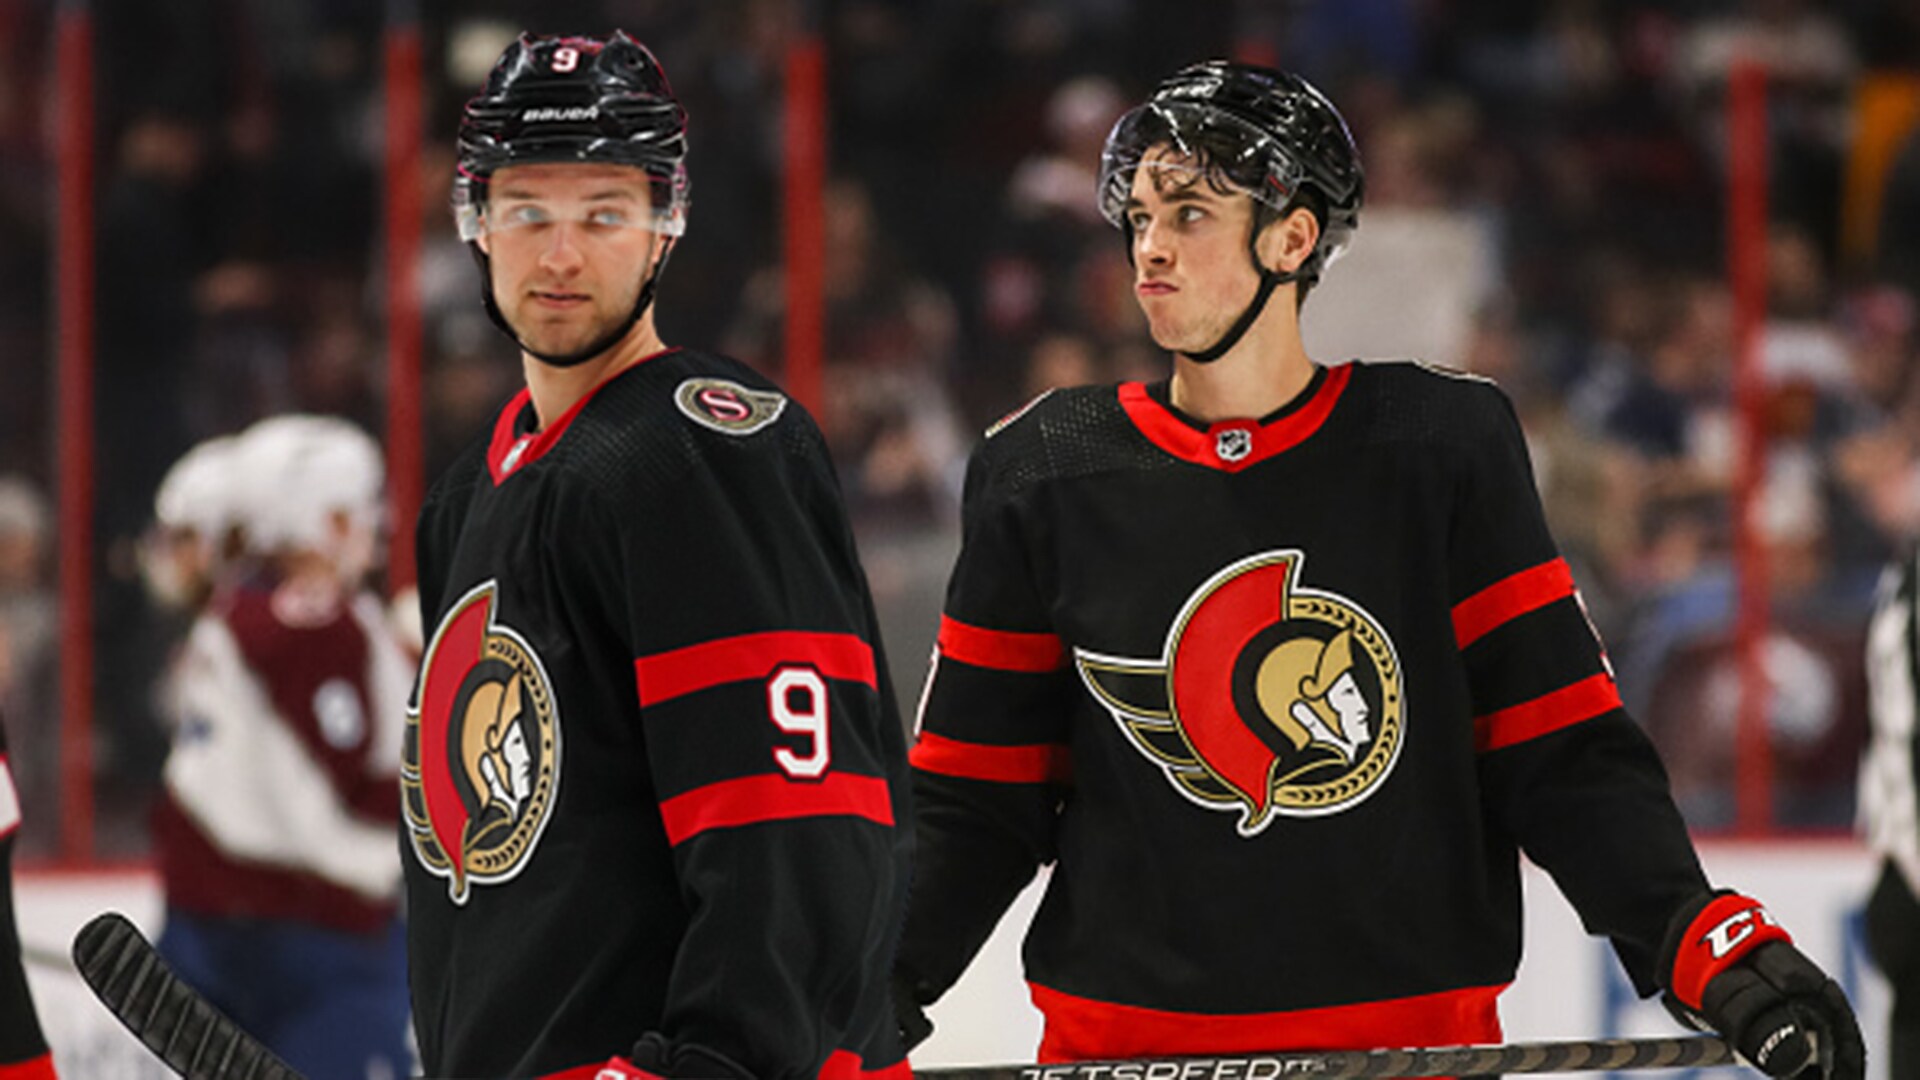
[1029,980,1504,1060]
[634,631,877,707]
[937,615,1065,673]
[1116,362,1351,473]
[658,772,894,845]
[1474,673,1623,752]
[1452,558,1576,648]
[0,1053,57,1080]
[910,731,1071,784]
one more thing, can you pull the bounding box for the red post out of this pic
[53,0,97,864]
[782,25,827,422]
[383,1,424,593]
[1727,59,1773,835]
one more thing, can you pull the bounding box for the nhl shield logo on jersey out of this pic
[404,581,560,904]
[1215,427,1253,463]
[1076,550,1403,835]
[674,377,787,436]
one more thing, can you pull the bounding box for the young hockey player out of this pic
[151,416,411,1080]
[404,30,912,1080]
[893,59,1864,1080]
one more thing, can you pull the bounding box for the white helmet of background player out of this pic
[142,435,245,610]
[236,414,386,583]
[1097,60,1365,362]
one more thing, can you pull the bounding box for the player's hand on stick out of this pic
[1659,891,1865,1080]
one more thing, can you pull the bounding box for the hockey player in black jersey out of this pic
[404,31,912,1080]
[893,59,1864,1080]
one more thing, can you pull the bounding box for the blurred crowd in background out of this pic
[1,0,1918,857]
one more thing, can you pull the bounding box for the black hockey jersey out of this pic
[898,361,1710,1059]
[405,348,912,1080]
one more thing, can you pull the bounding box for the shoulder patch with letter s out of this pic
[674,377,787,436]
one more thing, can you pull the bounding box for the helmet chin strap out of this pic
[472,240,672,369]
[1180,224,1306,365]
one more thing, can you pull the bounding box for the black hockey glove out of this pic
[1658,891,1865,1080]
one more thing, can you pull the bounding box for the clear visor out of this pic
[454,180,688,243]
[1097,102,1300,228]
[1096,101,1355,270]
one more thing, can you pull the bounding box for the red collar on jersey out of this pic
[1118,361,1351,472]
[486,347,683,484]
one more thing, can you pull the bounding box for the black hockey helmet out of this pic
[454,30,689,240]
[1098,60,1363,283]
[453,30,690,366]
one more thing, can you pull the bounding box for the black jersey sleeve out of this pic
[896,437,1074,1010]
[598,410,909,1077]
[1445,379,1708,993]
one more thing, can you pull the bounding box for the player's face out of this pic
[478,163,663,359]
[1123,147,1264,354]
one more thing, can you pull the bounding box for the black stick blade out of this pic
[71,912,305,1080]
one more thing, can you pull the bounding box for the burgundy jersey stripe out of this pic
[1452,558,1576,649]
[658,772,894,845]
[1029,979,1504,1059]
[634,630,877,707]
[1473,672,1623,752]
[910,731,1070,784]
[937,615,1065,673]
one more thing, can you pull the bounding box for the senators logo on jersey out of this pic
[674,377,787,436]
[404,581,560,903]
[1077,550,1403,835]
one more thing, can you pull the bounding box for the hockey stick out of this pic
[70,908,1739,1080]
[71,911,305,1080]
[912,1034,1739,1080]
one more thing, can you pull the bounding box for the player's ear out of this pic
[1260,205,1320,275]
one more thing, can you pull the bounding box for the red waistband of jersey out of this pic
[1029,979,1506,1061]
[541,1048,910,1080]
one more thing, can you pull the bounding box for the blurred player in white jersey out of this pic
[149,416,411,1080]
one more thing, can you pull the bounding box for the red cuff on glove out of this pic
[1667,892,1793,1011]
